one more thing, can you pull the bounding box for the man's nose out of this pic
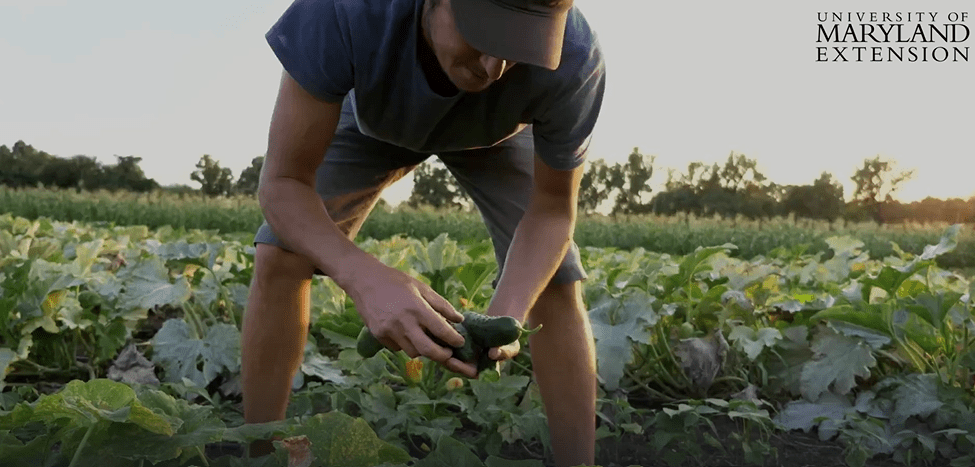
[481,55,506,81]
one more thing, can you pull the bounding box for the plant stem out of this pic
[195,446,210,466]
[68,424,96,467]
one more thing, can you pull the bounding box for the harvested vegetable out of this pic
[356,311,541,373]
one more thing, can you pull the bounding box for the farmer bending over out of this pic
[241,0,605,465]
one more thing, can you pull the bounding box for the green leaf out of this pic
[288,412,412,466]
[800,327,876,401]
[413,233,465,274]
[891,309,941,354]
[728,326,781,361]
[485,456,545,466]
[827,321,891,350]
[0,348,18,392]
[470,375,530,409]
[773,391,853,440]
[825,236,864,258]
[301,352,349,385]
[911,292,963,329]
[889,374,943,425]
[919,224,960,260]
[811,304,890,337]
[32,379,176,435]
[414,435,485,467]
[0,431,59,467]
[73,385,228,466]
[588,290,656,390]
[151,319,240,388]
[117,258,192,313]
[221,420,292,444]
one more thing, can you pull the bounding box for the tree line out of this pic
[407,148,975,226]
[0,141,263,197]
[2,140,973,225]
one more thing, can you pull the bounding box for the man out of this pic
[241,0,605,465]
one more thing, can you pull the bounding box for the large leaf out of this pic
[811,304,890,337]
[413,233,465,274]
[286,411,412,466]
[919,224,961,260]
[889,374,943,425]
[151,319,240,388]
[32,379,176,435]
[0,348,17,392]
[774,391,853,441]
[78,386,226,465]
[800,327,876,401]
[728,326,781,361]
[117,257,192,314]
[588,290,656,390]
[413,435,485,467]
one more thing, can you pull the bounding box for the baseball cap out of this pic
[451,0,573,71]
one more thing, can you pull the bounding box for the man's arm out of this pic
[259,71,472,375]
[486,155,584,321]
[259,72,365,284]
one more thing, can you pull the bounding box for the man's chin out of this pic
[455,77,493,93]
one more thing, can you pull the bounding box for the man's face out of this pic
[423,0,517,92]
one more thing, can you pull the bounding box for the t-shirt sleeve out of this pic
[265,0,353,102]
[532,36,606,171]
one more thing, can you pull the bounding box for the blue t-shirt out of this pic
[266,0,606,170]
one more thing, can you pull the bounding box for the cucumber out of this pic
[356,326,384,358]
[356,322,475,361]
[461,311,540,348]
[354,313,541,375]
[451,324,477,362]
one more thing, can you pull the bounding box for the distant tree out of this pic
[717,152,767,193]
[235,156,264,196]
[653,163,708,220]
[943,197,974,224]
[407,159,469,210]
[103,155,158,192]
[782,172,845,223]
[848,156,914,223]
[578,158,613,214]
[191,154,234,197]
[0,141,56,187]
[651,186,701,224]
[609,148,655,215]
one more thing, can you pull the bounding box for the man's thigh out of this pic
[254,97,428,258]
[437,126,587,286]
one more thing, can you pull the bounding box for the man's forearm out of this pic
[259,177,382,290]
[487,204,576,321]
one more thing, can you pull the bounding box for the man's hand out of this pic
[350,262,477,378]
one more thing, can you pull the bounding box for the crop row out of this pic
[3,186,974,269]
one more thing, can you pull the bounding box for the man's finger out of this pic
[443,358,477,379]
[392,336,420,359]
[419,310,466,349]
[409,329,455,364]
[489,340,521,360]
[421,287,464,323]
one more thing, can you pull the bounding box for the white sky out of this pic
[1,0,973,205]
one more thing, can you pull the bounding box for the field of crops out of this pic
[4,186,974,271]
[1,211,974,467]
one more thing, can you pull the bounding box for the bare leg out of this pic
[241,244,316,456]
[527,280,596,467]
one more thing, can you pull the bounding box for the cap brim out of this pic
[452,0,568,70]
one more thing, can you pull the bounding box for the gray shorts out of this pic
[254,97,587,287]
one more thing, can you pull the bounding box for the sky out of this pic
[1,0,973,205]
